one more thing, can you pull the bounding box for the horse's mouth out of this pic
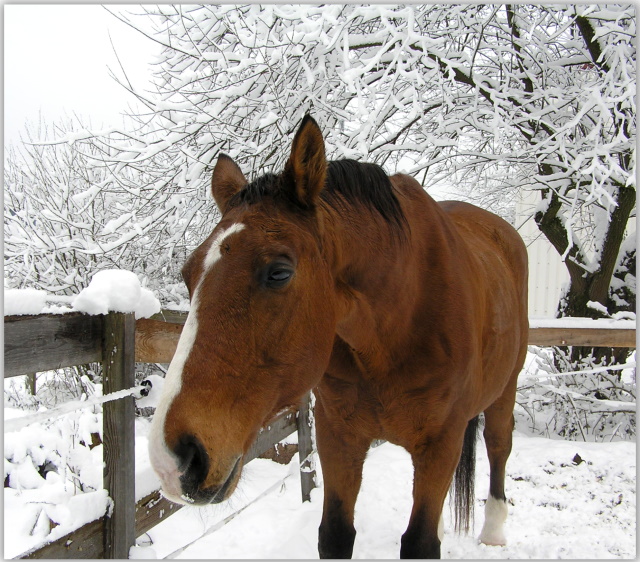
[179,455,243,506]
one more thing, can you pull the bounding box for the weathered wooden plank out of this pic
[135,311,186,363]
[22,490,181,559]
[20,518,104,559]
[4,313,103,377]
[22,489,181,559]
[25,373,36,395]
[296,394,317,502]
[529,327,636,348]
[135,491,183,539]
[245,408,298,463]
[135,317,183,363]
[146,310,188,324]
[102,313,136,559]
[134,312,635,366]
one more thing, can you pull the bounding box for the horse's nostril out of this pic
[174,434,209,496]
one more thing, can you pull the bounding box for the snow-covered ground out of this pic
[5,383,636,559]
[131,431,635,559]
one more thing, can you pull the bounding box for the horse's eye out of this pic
[264,262,294,289]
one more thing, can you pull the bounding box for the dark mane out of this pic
[323,159,406,233]
[228,159,407,235]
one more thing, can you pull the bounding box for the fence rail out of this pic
[135,311,637,364]
[5,311,314,559]
[528,326,636,348]
[4,311,636,559]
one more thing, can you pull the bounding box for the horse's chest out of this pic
[317,372,450,448]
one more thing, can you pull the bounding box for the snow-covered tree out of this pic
[4,119,203,303]
[4,5,635,441]
[101,4,635,319]
[8,5,636,316]
[100,4,636,438]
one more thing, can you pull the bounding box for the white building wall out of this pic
[515,190,570,318]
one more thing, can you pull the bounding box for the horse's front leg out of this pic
[315,395,371,559]
[401,428,466,559]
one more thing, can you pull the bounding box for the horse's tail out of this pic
[452,416,480,533]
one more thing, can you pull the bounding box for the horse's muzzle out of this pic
[174,435,242,505]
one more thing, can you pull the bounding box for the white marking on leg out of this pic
[437,514,444,541]
[148,222,244,500]
[479,495,508,546]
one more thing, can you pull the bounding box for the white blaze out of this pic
[204,222,245,271]
[148,223,245,501]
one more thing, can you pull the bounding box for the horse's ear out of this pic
[284,115,327,208]
[211,154,247,214]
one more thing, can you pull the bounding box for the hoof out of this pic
[479,533,507,547]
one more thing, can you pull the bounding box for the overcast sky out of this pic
[4,5,157,145]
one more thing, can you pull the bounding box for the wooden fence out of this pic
[4,311,315,559]
[4,311,636,559]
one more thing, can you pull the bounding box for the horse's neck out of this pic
[322,188,463,377]
[324,206,429,375]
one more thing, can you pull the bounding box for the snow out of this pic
[2,300,635,559]
[3,288,48,316]
[134,434,635,559]
[3,292,635,558]
[73,269,161,319]
[4,269,161,319]
[134,418,162,501]
[4,375,636,559]
[4,404,108,557]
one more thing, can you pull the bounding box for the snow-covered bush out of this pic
[4,374,108,548]
[517,347,636,441]
[4,121,198,306]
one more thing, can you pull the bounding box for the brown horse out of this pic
[149,115,528,558]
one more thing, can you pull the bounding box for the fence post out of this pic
[26,373,36,395]
[296,393,316,502]
[102,312,136,558]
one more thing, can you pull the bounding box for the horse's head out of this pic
[149,116,338,505]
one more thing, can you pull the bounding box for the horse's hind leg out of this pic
[315,398,370,559]
[479,375,518,546]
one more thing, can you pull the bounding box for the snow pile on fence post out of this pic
[72,269,160,318]
[4,269,161,319]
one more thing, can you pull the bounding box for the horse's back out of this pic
[439,200,528,290]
